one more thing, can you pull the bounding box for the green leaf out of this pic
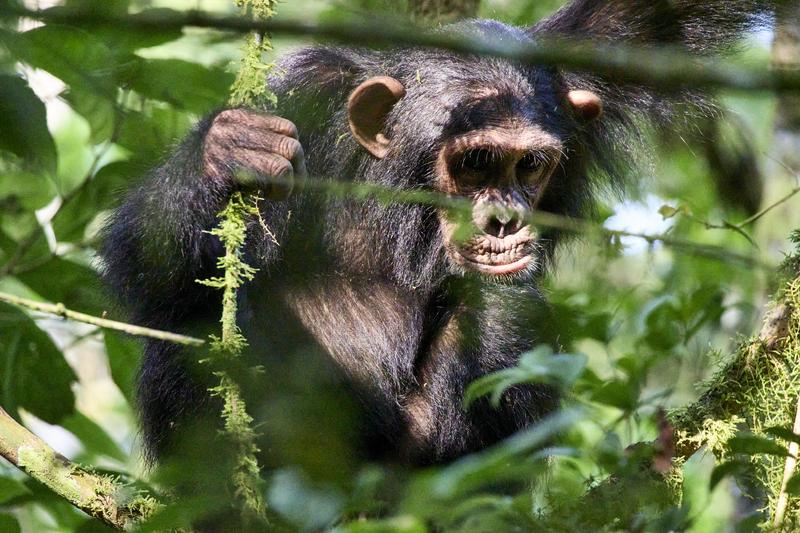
[16,258,105,316]
[0,302,76,423]
[104,330,141,407]
[642,298,682,352]
[61,412,127,463]
[129,59,233,114]
[116,107,192,161]
[590,379,640,411]
[0,170,57,211]
[0,514,20,533]
[728,434,790,457]
[763,425,800,445]
[783,472,800,496]
[657,204,688,220]
[0,74,57,173]
[1,26,124,99]
[464,346,586,408]
[54,4,183,51]
[51,161,138,242]
[0,477,30,504]
[338,516,427,533]
[709,460,749,491]
[63,87,116,145]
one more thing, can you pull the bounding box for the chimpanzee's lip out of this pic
[462,255,533,275]
[452,230,535,275]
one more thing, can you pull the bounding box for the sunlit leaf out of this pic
[63,87,116,145]
[0,477,30,504]
[0,74,56,173]
[0,302,76,423]
[728,434,790,457]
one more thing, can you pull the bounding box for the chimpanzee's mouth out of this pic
[449,227,535,276]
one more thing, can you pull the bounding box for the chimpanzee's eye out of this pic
[517,152,547,174]
[461,149,493,172]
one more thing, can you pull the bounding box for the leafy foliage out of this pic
[0,0,798,531]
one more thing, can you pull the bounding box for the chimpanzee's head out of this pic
[343,21,603,280]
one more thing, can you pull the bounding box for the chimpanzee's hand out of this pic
[203,109,306,200]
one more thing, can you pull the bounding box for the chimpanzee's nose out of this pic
[485,207,523,238]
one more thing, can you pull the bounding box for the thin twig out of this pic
[0,291,205,346]
[774,395,800,528]
[5,6,800,94]
[738,185,800,228]
[280,175,772,270]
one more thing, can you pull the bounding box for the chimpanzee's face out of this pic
[433,92,564,277]
[346,69,600,279]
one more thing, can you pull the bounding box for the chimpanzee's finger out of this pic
[230,148,294,200]
[230,130,304,165]
[214,109,298,139]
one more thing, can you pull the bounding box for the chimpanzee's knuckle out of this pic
[279,137,304,159]
[267,116,298,138]
[214,109,244,125]
[270,159,294,178]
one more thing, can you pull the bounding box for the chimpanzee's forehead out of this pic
[408,59,562,136]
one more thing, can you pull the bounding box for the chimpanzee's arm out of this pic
[101,109,303,459]
[101,109,303,326]
[404,284,558,463]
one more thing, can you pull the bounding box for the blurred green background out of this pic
[1,0,798,531]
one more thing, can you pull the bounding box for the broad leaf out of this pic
[0,74,56,173]
[0,302,76,423]
[61,412,127,463]
[728,434,790,457]
[104,330,141,407]
[129,59,233,114]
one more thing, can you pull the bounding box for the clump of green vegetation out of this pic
[229,0,279,108]
[188,0,282,523]
[669,242,800,527]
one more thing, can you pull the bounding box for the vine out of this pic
[193,0,280,523]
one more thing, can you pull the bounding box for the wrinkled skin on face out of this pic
[346,73,600,281]
[436,124,564,277]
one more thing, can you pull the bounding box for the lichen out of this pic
[668,242,800,528]
[229,0,279,108]
[196,191,267,522]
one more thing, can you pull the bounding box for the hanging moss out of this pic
[191,0,281,522]
[197,192,267,522]
[229,0,278,108]
[668,244,800,527]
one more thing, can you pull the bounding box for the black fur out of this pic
[101,0,772,464]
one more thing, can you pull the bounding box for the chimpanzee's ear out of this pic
[566,90,603,121]
[347,76,406,159]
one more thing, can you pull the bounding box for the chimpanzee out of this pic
[102,0,773,466]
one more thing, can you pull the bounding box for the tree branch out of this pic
[0,407,158,530]
[3,5,800,94]
[0,291,205,346]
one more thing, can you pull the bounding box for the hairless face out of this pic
[347,74,602,278]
